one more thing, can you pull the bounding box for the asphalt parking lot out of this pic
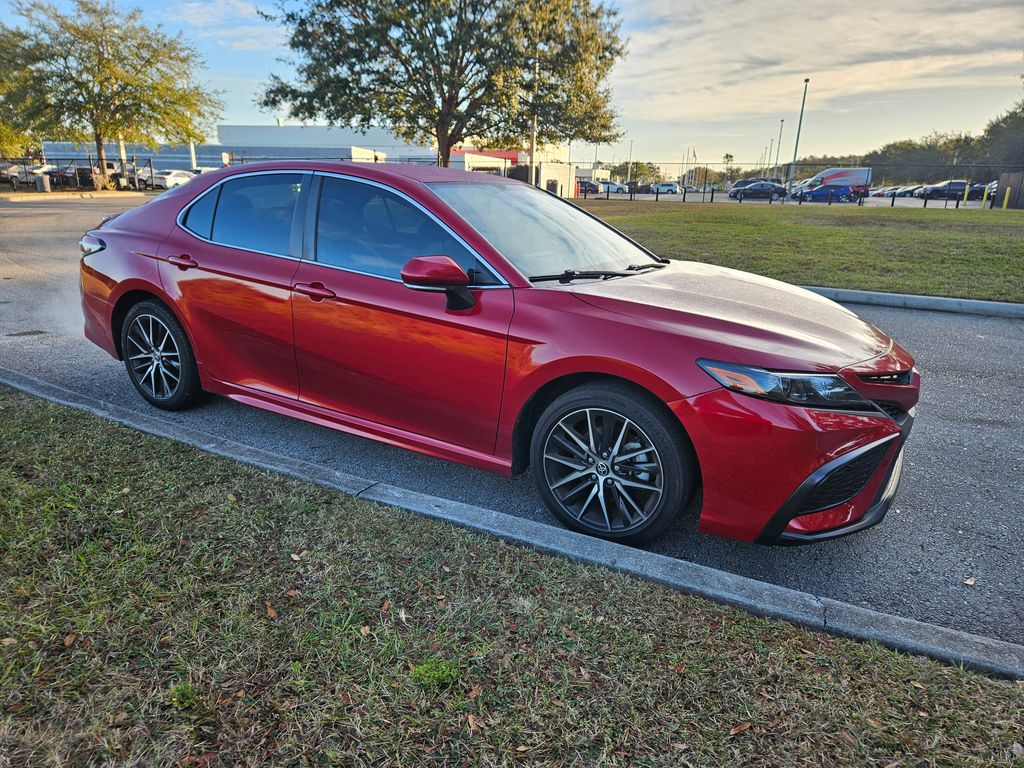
[2,197,1022,645]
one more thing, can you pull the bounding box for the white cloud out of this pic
[610,0,1024,122]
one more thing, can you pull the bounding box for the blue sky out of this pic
[3,0,1022,163]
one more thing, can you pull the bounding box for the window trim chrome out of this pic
[174,167,510,288]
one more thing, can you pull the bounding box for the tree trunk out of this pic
[436,123,456,168]
[94,132,107,181]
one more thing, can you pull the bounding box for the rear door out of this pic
[158,171,309,398]
[289,173,514,454]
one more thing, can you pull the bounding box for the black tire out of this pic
[120,300,203,410]
[529,382,697,545]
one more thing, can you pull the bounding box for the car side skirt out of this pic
[201,376,514,477]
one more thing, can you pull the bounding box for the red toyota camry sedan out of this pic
[79,161,919,545]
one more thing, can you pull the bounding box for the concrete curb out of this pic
[0,191,146,203]
[2,365,1022,679]
[804,286,1024,319]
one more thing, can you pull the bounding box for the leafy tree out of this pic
[979,100,1024,169]
[262,0,624,166]
[606,160,661,184]
[0,26,40,157]
[4,0,222,178]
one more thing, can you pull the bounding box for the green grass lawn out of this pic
[577,201,1024,303]
[1,387,1022,766]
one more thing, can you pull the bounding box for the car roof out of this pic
[201,159,516,187]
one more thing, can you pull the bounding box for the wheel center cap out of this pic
[596,462,609,476]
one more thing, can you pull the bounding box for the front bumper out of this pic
[673,357,919,544]
[758,407,914,544]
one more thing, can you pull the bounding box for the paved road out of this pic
[2,198,1022,644]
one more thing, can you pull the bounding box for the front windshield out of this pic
[428,181,657,277]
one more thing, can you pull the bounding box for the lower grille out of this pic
[873,400,908,423]
[798,443,890,514]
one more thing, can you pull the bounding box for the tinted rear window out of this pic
[210,173,304,256]
[182,186,220,239]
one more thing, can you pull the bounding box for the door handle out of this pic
[167,254,198,269]
[293,282,336,301]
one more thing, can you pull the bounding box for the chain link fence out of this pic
[0,153,161,192]
[573,161,1024,209]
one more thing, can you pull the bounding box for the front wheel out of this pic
[121,300,203,410]
[530,383,697,544]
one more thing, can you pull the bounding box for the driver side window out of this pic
[314,176,499,285]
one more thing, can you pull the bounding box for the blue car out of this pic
[802,184,858,203]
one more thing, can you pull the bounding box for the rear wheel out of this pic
[121,300,203,410]
[530,383,697,544]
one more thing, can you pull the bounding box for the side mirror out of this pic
[400,255,475,310]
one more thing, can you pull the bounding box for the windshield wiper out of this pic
[529,269,634,283]
[625,262,668,272]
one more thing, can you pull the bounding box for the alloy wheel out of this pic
[125,314,181,400]
[542,407,664,534]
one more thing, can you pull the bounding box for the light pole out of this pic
[773,119,784,178]
[944,135,961,209]
[626,139,634,184]
[786,78,810,197]
[767,138,774,177]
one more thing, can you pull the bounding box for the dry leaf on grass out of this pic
[729,722,752,736]
[265,601,277,619]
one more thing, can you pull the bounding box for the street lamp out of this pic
[786,78,810,198]
[626,139,634,184]
[773,119,784,179]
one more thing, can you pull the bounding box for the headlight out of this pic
[697,359,874,411]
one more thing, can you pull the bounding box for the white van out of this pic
[791,168,872,198]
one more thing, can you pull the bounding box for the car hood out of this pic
[568,261,893,372]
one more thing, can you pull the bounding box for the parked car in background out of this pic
[913,180,980,200]
[802,184,858,203]
[894,185,921,197]
[603,181,628,193]
[651,182,679,194]
[869,186,900,197]
[2,163,55,186]
[729,181,786,200]
[48,165,97,189]
[731,177,781,191]
[970,183,992,199]
[79,161,919,546]
[153,169,196,189]
[578,180,601,195]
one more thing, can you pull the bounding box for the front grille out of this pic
[798,443,890,514]
[860,370,912,385]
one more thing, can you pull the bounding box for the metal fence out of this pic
[573,161,1024,210]
[0,154,159,191]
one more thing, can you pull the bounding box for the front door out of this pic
[290,174,513,454]
[158,171,308,398]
